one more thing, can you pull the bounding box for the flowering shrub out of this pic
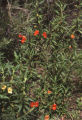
[0,0,81,120]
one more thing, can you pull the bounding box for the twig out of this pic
[6,2,30,23]
[11,6,29,14]
[11,6,30,21]
[7,0,12,22]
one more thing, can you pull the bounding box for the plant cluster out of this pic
[0,0,81,120]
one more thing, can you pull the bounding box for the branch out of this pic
[7,0,12,22]
[11,6,30,22]
[11,6,29,14]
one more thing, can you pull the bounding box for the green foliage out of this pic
[68,110,80,120]
[0,0,81,120]
[76,97,82,110]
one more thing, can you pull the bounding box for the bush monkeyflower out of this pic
[42,32,47,38]
[44,115,49,120]
[71,34,75,39]
[21,36,26,43]
[21,40,25,43]
[22,36,26,40]
[30,101,39,107]
[18,34,22,38]
[1,85,7,90]
[35,101,39,107]
[47,90,52,94]
[18,34,27,44]
[30,102,35,107]
[8,87,12,94]
[51,104,57,110]
[34,30,39,36]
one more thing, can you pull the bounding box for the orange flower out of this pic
[71,34,75,39]
[44,115,49,120]
[30,101,39,107]
[22,36,26,41]
[21,40,25,44]
[30,102,35,107]
[35,101,39,107]
[42,32,47,38]
[47,90,52,94]
[34,30,39,36]
[18,34,22,38]
[21,36,26,43]
[51,104,56,110]
[69,45,72,49]
[18,34,26,43]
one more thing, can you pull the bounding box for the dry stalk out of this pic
[6,0,30,23]
[7,0,12,22]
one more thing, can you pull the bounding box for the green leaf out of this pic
[14,51,19,60]
[0,94,9,99]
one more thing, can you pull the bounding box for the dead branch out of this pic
[11,6,29,14]
[7,0,12,22]
[6,1,30,23]
[11,5,30,22]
